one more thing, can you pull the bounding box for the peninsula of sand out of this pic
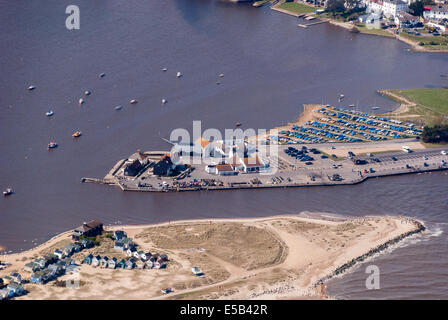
[0,213,424,300]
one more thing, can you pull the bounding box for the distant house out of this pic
[108,257,117,269]
[6,282,24,297]
[136,260,145,269]
[92,255,101,267]
[80,239,94,249]
[395,11,419,27]
[23,262,40,273]
[423,5,448,21]
[45,254,58,265]
[62,244,75,257]
[240,156,269,173]
[124,159,144,177]
[125,258,135,270]
[114,241,125,252]
[47,264,64,276]
[126,246,137,257]
[73,244,82,253]
[0,288,9,300]
[2,276,12,285]
[114,230,127,241]
[140,252,152,261]
[117,259,126,269]
[153,261,161,269]
[54,249,64,259]
[146,260,154,269]
[72,219,104,241]
[134,250,144,259]
[10,273,22,284]
[191,266,203,276]
[153,154,176,177]
[120,237,133,249]
[34,258,49,269]
[0,278,3,287]
[83,254,93,265]
[100,257,109,268]
[30,271,45,284]
[159,254,169,262]
[205,164,237,176]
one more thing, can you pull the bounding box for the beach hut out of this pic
[92,255,101,267]
[108,257,117,269]
[140,252,152,261]
[83,254,93,265]
[125,258,135,270]
[114,230,127,241]
[117,259,126,269]
[136,261,145,270]
[114,241,125,251]
[100,257,109,268]
[126,246,137,257]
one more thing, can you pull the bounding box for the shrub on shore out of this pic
[421,125,448,143]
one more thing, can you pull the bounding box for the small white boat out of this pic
[28,85,36,91]
[349,104,355,108]
[339,94,345,99]
[3,188,13,196]
[219,73,224,78]
[162,99,167,105]
[176,72,182,78]
[46,110,54,117]
[162,68,167,72]
[48,142,58,149]
[114,105,123,110]
[79,98,85,105]
[372,106,380,110]
[130,99,138,104]
[99,73,106,78]
[84,90,91,96]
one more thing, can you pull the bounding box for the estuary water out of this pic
[0,0,447,299]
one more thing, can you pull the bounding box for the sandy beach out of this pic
[0,213,423,300]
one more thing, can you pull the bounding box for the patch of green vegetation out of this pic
[390,88,448,115]
[400,32,448,50]
[319,9,365,22]
[421,125,448,144]
[278,2,315,14]
[253,0,271,6]
[356,25,393,37]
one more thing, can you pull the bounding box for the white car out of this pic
[441,150,447,155]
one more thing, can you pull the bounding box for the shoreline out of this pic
[270,2,448,53]
[1,213,425,300]
[313,219,426,290]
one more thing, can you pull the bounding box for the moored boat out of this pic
[3,188,13,196]
[79,98,85,105]
[130,99,138,104]
[176,72,182,78]
[48,142,58,149]
[28,85,36,91]
[235,122,242,127]
[115,105,123,110]
[162,99,167,105]
[99,73,106,78]
[72,131,82,138]
[46,110,54,116]
[84,90,92,96]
